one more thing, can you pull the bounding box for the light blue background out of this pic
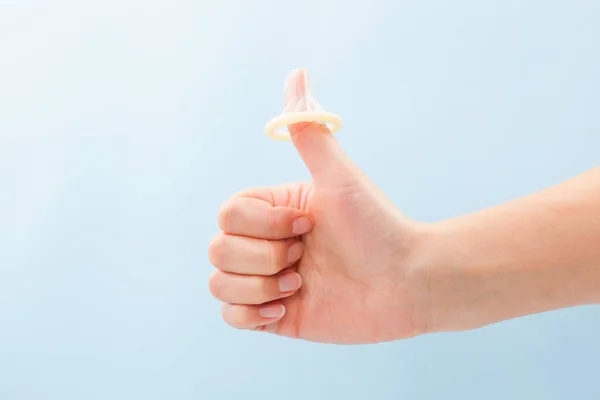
[1,1,599,399]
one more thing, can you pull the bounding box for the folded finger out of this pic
[218,196,313,240]
[209,269,301,305]
[221,302,286,330]
[208,232,303,275]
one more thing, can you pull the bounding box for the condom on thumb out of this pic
[265,69,349,178]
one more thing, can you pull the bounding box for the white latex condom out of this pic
[264,69,342,141]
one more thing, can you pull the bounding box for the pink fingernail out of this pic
[292,216,312,235]
[259,304,285,319]
[279,273,301,293]
[287,242,303,264]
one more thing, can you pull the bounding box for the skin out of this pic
[207,121,600,344]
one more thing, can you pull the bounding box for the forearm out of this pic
[421,167,600,333]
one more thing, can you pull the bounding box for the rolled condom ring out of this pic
[265,69,342,141]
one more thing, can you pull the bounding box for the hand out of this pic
[208,120,431,344]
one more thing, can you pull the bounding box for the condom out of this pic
[264,69,343,141]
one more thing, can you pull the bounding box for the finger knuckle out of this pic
[266,242,284,274]
[266,209,282,236]
[255,276,276,299]
[207,234,227,268]
[218,199,239,231]
[208,271,226,300]
[222,304,246,329]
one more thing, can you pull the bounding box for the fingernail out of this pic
[259,304,285,319]
[279,272,301,293]
[287,242,303,263]
[292,216,312,235]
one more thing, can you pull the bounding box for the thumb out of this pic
[289,121,352,179]
[283,69,355,179]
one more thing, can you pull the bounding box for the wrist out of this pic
[397,220,444,337]
[414,217,554,334]
[412,221,489,334]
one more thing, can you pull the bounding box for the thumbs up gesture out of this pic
[208,69,429,344]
